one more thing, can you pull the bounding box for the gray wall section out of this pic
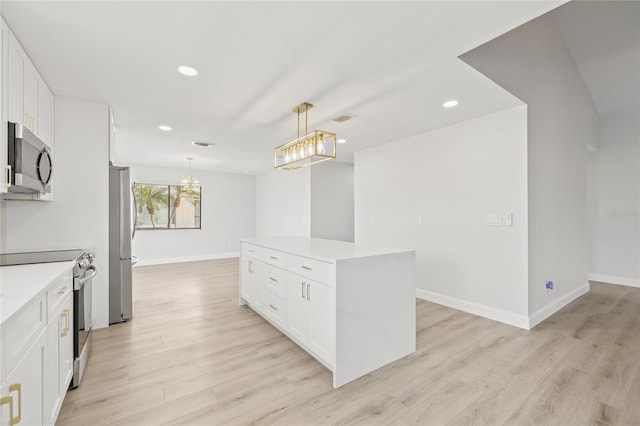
[461,13,599,316]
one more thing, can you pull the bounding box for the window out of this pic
[133,183,201,229]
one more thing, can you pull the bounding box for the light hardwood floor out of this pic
[57,259,640,425]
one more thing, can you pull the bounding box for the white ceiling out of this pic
[1,1,564,174]
[553,0,640,116]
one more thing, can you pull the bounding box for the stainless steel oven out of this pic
[72,252,96,388]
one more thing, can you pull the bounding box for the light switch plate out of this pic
[484,214,502,226]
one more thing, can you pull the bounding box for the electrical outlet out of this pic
[545,281,554,291]
[416,215,422,225]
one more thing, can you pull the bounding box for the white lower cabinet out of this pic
[45,294,73,425]
[241,256,265,314]
[0,330,46,426]
[1,267,74,426]
[240,238,416,389]
[285,273,334,365]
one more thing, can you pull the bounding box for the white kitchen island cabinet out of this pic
[239,237,416,388]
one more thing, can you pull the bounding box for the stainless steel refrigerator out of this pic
[109,165,133,323]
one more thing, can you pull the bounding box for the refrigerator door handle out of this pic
[131,182,137,240]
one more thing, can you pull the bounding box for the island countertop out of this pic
[240,236,413,263]
[0,261,75,325]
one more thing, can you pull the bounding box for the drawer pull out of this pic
[64,308,70,335]
[301,265,313,271]
[248,260,253,273]
[58,286,69,295]
[270,256,278,260]
[1,383,22,426]
[269,304,278,311]
[301,282,306,299]
[269,277,278,282]
[5,165,12,188]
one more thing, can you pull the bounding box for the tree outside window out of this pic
[134,183,201,229]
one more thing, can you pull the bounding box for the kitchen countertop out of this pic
[0,261,75,325]
[240,237,413,263]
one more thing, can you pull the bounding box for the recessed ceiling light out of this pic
[158,125,172,131]
[442,100,459,109]
[337,139,347,144]
[178,65,198,77]
[192,141,216,148]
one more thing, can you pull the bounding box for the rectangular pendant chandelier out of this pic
[274,102,337,170]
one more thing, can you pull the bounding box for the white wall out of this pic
[462,13,599,326]
[355,106,530,328]
[130,165,255,265]
[1,97,110,328]
[588,108,640,286]
[311,161,354,242]
[256,167,310,237]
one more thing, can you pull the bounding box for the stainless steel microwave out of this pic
[7,122,53,194]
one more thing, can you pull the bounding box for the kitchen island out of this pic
[239,237,416,388]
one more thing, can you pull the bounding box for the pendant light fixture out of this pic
[274,102,337,170]
[181,156,200,191]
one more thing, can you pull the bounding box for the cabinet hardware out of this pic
[248,260,253,273]
[307,284,310,301]
[24,113,34,132]
[5,165,12,188]
[4,383,21,426]
[302,265,313,271]
[61,311,68,337]
[301,282,306,299]
[269,304,278,311]
[0,394,13,426]
[270,256,278,260]
[269,277,278,282]
[57,286,69,295]
[64,308,70,335]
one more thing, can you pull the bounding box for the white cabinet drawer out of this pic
[46,270,73,321]
[241,243,264,260]
[264,264,286,299]
[264,248,286,269]
[264,292,286,330]
[287,254,335,286]
[1,293,46,382]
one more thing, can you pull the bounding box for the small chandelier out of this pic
[181,156,200,191]
[274,102,337,170]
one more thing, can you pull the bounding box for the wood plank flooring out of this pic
[57,259,640,425]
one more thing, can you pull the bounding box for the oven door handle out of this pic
[78,266,97,285]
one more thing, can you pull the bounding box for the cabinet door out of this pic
[0,330,45,426]
[60,297,74,391]
[248,259,264,313]
[286,273,308,344]
[45,308,63,425]
[7,34,23,126]
[239,256,251,303]
[1,22,7,194]
[37,81,53,147]
[23,63,38,134]
[307,280,334,365]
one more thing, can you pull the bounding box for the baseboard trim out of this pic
[415,288,530,330]
[588,273,640,288]
[528,282,590,329]
[134,252,239,267]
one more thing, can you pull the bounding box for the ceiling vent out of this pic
[191,141,216,148]
[332,113,357,123]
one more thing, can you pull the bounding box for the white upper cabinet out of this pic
[0,21,7,194]
[1,19,55,197]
